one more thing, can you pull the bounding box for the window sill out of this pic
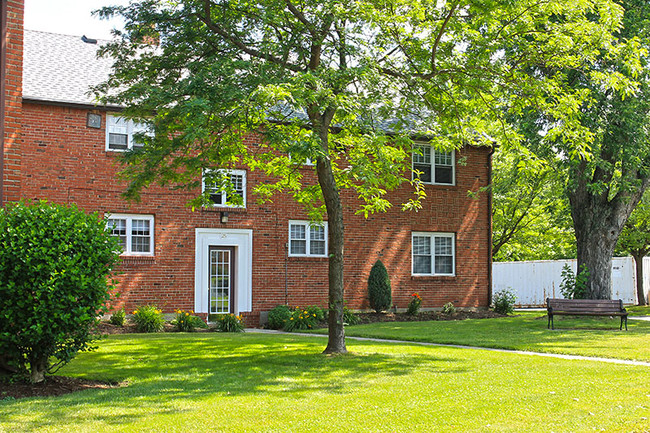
[119,256,156,265]
[201,206,247,213]
[288,255,329,260]
[411,274,456,279]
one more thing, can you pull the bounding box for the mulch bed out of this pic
[354,310,505,324]
[1,375,123,400]
[1,309,504,400]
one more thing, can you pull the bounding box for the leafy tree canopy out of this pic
[94,0,635,349]
[509,0,650,298]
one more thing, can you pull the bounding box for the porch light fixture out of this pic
[220,211,229,224]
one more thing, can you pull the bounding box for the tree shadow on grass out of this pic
[0,333,470,431]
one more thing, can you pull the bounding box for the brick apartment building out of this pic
[1,0,492,325]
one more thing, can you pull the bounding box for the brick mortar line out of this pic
[246,328,650,367]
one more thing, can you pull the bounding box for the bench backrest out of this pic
[546,298,625,314]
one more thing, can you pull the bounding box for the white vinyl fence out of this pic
[492,258,647,307]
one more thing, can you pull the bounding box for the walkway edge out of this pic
[246,328,650,367]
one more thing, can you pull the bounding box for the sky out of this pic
[24,0,128,40]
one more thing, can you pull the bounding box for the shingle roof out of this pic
[23,30,116,107]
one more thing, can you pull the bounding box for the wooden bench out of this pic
[546,298,628,330]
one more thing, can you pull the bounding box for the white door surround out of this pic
[195,228,253,314]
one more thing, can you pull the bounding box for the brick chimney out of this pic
[1,0,23,206]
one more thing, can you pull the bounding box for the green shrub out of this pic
[109,309,126,326]
[343,307,360,325]
[442,302,456,315]
[267,305,292,330]
[560,264,589,299]
[492,288,517,315]
[216,314,245,332]
[406,292,422,315]
[284,307,322,331]
[132,305,165,333]
[0,201,120,383]
[368,260,392,313]
[172,310,208,332]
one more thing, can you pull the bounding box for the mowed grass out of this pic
[318,311,650,362]
[1,333,649,432]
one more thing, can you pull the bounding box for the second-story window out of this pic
[289,221,328,257]
[412,143,455,185]
[106,114,149,151]
[203,169,247,208]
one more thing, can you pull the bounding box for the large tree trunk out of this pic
[569,171,645,299]
[632,253,648,306]
[315,128,347,354]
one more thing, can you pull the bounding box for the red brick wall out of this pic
[2,0,23,205]
[19,102,491,323]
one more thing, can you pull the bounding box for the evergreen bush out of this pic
[368,260,392,313]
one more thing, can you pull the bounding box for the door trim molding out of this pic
[195,228,253,314]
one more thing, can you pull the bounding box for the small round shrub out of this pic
[442,302,456,315]
[109,309,126,326]
[216,314,245,332]
[406,292,422,315]
[492,288,517,315]
[368,260,392,313]
[172,310,208,332]
[132,305,165,333]
[267,305,292,330]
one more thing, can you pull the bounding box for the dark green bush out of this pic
[368,260,392,313]
[109,309,126,326]
[132,305,165,333]
[267,305,292,330]
[0,201,120,383]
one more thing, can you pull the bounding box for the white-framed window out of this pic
[412,143,455,185]
[288,221,328,257]
[412,232,455,276]
[202,169,247,208]
[106,114,150,151]
[106,214,155,256]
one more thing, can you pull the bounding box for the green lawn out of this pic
[316,312,650,362]
[1,333,649,432]
[627,305,650,316]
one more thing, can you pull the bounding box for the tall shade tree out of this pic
[512,0,650,299]
[95,0,630,352]
[616,191,650,305]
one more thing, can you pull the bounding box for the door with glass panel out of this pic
[208,247,235,314]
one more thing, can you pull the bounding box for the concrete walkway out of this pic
[247,328,650,367]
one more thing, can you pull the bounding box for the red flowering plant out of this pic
[407,292,422,316]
